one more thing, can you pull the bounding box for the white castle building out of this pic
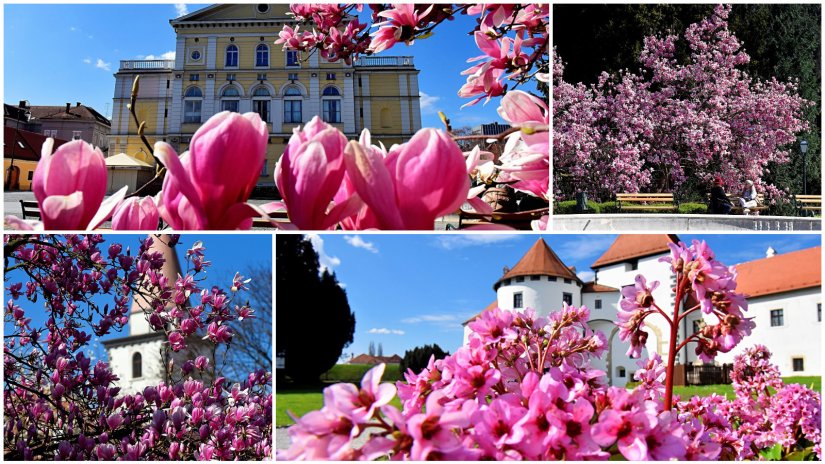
[103,236,214,393]
[466,236,821,386]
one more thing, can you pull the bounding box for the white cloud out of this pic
[306,234,341,272]
[419,91,440,114]
[577,270,595,282]
[343,235,378,253]
[82,58,92,64]
[174,3,189,17]
[143,51,176,60]
[69,26,79,32]
[95,59,111,71]
[434,234,521,250]
[554,235,617,262]
[401,314,457,324]
[368,328,405,335]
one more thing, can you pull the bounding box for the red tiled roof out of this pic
[495,238,578,288]
[463,300,498,326]
[592,234,680,268]
[582,282,619,293]
[4,127,69,161]
[735,247,821,298]
[26,104,111,126]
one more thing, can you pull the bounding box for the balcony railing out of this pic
[119,60,176,71]
[354,56,415,67]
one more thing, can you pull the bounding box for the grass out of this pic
[627,376,821,400]
[276,364,404,427]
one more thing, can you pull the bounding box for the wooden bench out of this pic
[20,200,40,220]
[454,207,548,230]
[616,193,677,212]
[252,210,290,228]
[793,194,821,216]
[708,193,767,215]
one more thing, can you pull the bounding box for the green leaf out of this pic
[784,446,816,461]
[608,453,627,461]
[759,443,783,461]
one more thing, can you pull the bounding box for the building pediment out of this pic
[171,4,292,26]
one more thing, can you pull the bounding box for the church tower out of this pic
[103,235,212,393]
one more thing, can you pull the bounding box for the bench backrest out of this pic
[616,193,674,202]
[20,200,41,219]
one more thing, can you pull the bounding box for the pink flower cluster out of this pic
[554,5,810,201]
[278,306,722,461]
[5,111,271,231]
[4,235,272,460]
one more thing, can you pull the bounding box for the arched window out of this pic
[252,86,271,122]
[380,107,391,128]
[283,86,303,124]
[225,44,239,67]
[322,86,342,123]
[221,86,241,112]
[132,352,142,378]
[183,86,203,123]
[256,44,269,67]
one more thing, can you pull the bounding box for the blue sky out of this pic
[303,233,821,359]
[4,3,531,129]
[4,234,272,363]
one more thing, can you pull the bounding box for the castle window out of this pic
[284,86,303,123]
[594,299,602,309]
[132,352,142,378]
[221,86,241,113]
[562,292,573,306]
[530,276,540,281]
[286,50,300,67]
[513,292,523,309]
[548,276,557,282]
[515,276,524,283]
[256,44,269,67]
[183,86,203,123]
[792,358,804,372]
[225,44,239,68]
[617,366,626,378]
[818,303,821,322]
[252,86,271,122]
[770,309,784,327]
[564,278,571,284]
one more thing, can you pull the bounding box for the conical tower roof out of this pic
[130,234,182,316]
[494,238,578,289]
[591,234,680,269]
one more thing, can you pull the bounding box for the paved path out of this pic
[554,213,821,231]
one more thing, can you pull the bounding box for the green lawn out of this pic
[632,376,821,400]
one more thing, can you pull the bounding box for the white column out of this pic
[175,36,186,70]
[408,73,420,96]
[170,78,183,133]
[206,36,216,69]
[272,98,283,132]
[308,75,320,123]
[398,74,409,97]
[204,78,216,118]
[361,74,370,96]
[309,50,319,68]
[343,75,355,133]
[239,99,252,114]
[363,100,372,132]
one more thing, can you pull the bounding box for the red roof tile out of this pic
[592,234,680,268]
[495,238,578,288]
[735,247,821,298]
[582,282,619,293]
[4,127,69,161]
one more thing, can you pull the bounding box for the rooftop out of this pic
[23,103,110,126]
[495,238,579,289]
[734,246,821,298]
[582,282,619,293]
[591,234,680,268]
[4,127,69,161]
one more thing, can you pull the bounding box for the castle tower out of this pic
[103,235,212,393]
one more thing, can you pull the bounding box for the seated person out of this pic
[739,179,758,214]
[709,176,732,214]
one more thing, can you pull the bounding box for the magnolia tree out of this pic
[554,4,811,202]
[278,240,820,460]
[4,4,548,232]
[3,235,272,460]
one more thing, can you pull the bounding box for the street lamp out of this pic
[800,139,808,195]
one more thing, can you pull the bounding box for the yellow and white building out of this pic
[109,4,422,187]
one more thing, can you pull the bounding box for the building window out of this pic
[255,44,269,67]
[530,276,540,281]
[818,303,821,322]
[564,278,572,284]
[514,292,523,309]
[27,171,34,181]
[183,86,203,123]
[132,352,142,378]
[562,293,573,306]
[227,73,236,81]
[288,73,298,81]
[770,309,784,327]
[594,299,602,309]
[283,86,303,123]
[257,73,267,81]
[327,72,336,80]
[286,50,300,67]
[548,276,557,282]
[261,159,268,176]
[189,74,200,81]
[617,367,626,378]
[43,129,57,138]
[322,100,341,123]
[220,86,240,112]
[252,86,271,122]
[792,358,804,372]
[515,276,524,283]
[72,131,82,140]
[225,44,239,67]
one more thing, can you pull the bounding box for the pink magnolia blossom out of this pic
[111,196,160,230]
[156,111,268,230]
[369,4,434,54]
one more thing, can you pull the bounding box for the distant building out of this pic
[5,102,111,153]
[465,236,821,386]
[471,122,510,137]
[4,126,69,190]
[349,354,402,365]
[109,4,422,186]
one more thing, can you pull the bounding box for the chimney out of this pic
[766,246,777,258]
[76,102,81,107]
[65,103,71,113]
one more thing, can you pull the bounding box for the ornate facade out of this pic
[109,4,422,187]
